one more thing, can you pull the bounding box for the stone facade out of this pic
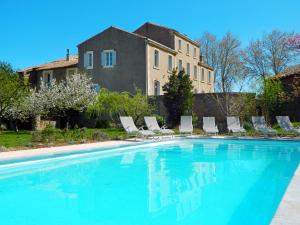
[78,22,215,95]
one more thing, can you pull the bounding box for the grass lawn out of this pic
[0,128,127,150]
[0,131,32,148]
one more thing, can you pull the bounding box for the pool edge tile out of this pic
[271,165,300,225]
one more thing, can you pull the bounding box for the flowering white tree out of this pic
[4,73,97,129]
[32,73,97,126]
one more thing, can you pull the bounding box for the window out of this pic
[186,44,190,55]
[186,63,190,75]
[154,50,159,68]
[168,55,172,72]
[66,68,77,76]
[154,80,160,96]
[178,39,182,51]
[178,59,183,71]
[193,48,197,58]
[208,71,212,83]
[84,51,93,69]
[101,50,116,68]
[201,68,205,81]
[42,70,53,86]
[193,65,197,80]
[194,89,198,93]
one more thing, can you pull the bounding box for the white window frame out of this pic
[193,47,197,58]
[186,43,190,56]
[42,70,53,86]
[84,51,93,69]
[186,63,190,75]
[154,49,159,69]
[208,71,212,83]
[103,50,115,68]
[66,68,78,76]
[167,55,173,72]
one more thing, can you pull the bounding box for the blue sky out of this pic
[1,0,299,70]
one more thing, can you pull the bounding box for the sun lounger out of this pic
[203,117,219,135]
[276,116,300,135]
[120,116,155,138]
[227,116,246,134]
[144,117,174,135]
[179,116,193,135]
[251,116,277,135]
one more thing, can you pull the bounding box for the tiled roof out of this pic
[22,55,78,72]
[274,64,300,79]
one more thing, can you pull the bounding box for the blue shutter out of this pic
[84,53,87,68]
[101,51,105,67]
[112,50,117,66]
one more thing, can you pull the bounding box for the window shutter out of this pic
[101,51,105,67]
[84,53,87,68]
[112,50,117,66]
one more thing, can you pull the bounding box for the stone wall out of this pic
[155,93,256,132]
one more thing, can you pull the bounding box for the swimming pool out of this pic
[0,138,299,225]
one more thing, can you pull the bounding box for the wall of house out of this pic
[78,27,147,94]
[27,66,77,87]
[146,44,176,95]
[134,23,175,49]
[174,34,214,93]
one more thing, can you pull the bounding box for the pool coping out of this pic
[270,165,300,225]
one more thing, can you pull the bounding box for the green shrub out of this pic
[41,124,56,142]
[92,131,109,141]
[31,131,42,142]
[155,115,166,127]
[243,121,254,131]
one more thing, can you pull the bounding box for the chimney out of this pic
[66,49,70,61]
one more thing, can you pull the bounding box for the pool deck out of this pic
[271,165,300,225]
[0,137,299,224]
[0,140,134,163]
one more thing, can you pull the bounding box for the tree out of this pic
[244,30,298,82]
[0,62,29,127]
[286,34,300,51]
[199,32,245,93]
[199,32,247,116]
[31,73,97,128]
[257,79,284,121]
[162,70,194,126]
[263,30,297,75]
[242,40,269,82]
[88,88,154,126]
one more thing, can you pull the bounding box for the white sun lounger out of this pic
[276,116,300,135]
[179,116,193,135]
[227,116,246,134]
[251,116,277,135]
[120,116,155,138]
[203,117,219,135]
[144,117,174,135]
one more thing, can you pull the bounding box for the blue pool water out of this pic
[0,139,299,225]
